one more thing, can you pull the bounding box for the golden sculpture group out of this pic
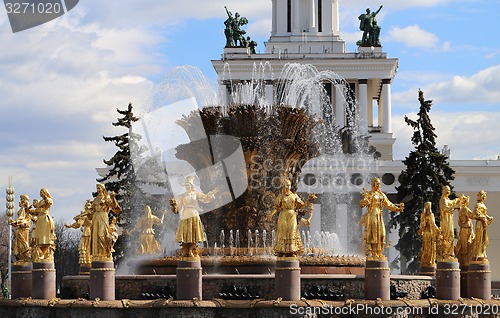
[9,189,57,263]
[419,186,493,269]
[9,184,122,268]
[8,176,492,274]
[448,189,493,264]
[355,178,493,267]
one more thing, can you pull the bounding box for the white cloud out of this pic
[246,19,272,39]
[386,25,442,49]
[0,0,493,224]
[0,3,167,222]
[393,111,500,161]
[393,64,500,108]
[340,0,461,10]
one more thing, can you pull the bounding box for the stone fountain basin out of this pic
[127,254,366,275]
[61,273,433,300]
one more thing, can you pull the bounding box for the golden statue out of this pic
[65,199,93,267]
[109,216,119,254]
[169,176,217,258]
[131,205,164,255]
[8,194,32,263]
[359,177,404,260]
[471,190,493,262]
[455,195,475,266]
[438,185,461,261]
[418,202,440,268]
[90,184,121,262]
[270,180,315,258]
[30,188,56,262]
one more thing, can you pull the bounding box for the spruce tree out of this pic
[97,103,148,265]
[389,90,455,274]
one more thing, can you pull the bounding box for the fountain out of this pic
[4,59,499,318]
[127,63,368,277]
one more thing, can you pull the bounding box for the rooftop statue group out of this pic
[357,5,383,46]
[224,7,257,54]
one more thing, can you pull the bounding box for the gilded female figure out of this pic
[359,177,404,260]
[455,195,475,266]
[418,202,440,268]
[65,199,93,266]
[438,185,461,260]
[271,180,306,257]
[131,205,164,255]
[90,184,121,262]
[31,188,56,262]
[471,190,493,262]
[170,176,216,258]
[8,194,32,263]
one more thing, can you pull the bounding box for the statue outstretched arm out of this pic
[304,193,317,223]
[295,193,305,210]
[375,5,383,16]
[169,197,180,214]
[269,208,278,219]
[359,188,370,208]
[383,194,404,213]
[65,217,84,229]
[109,192,121,213]
[197,189,218,203]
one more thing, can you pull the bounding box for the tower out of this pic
[212,1,398,160]
[267,0,343,54]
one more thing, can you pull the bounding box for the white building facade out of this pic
[211,0,500,279]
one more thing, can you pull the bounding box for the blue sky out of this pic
[0,0,499,221]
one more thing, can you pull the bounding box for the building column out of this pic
[332,0,339,34]
[309,0,316,31]
[335,83,345,128]
[271,0,277,36]
[381,79,392,133]
[378,99,383,128]
[220,80,231,108]
[368,101,373,127]
[293,0,300,34]
[265,80,274,106]
[358,79,368,131]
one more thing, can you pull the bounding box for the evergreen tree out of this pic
[389,90,455,274]
[97,103,148,265]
